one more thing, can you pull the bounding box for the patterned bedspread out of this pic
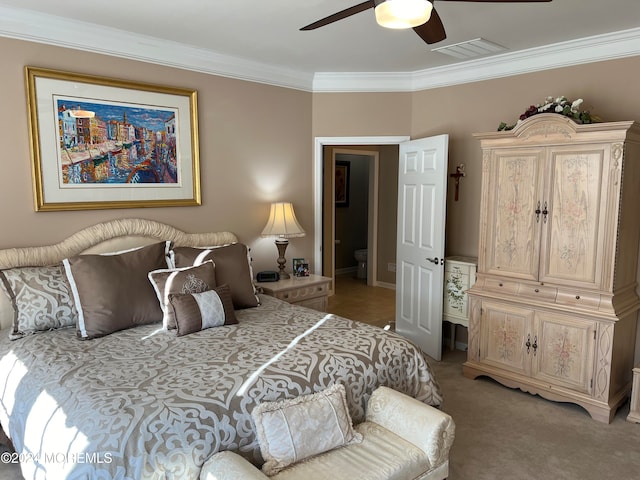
[0,295,442,480]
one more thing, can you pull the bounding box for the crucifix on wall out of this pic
[449,164,466,201]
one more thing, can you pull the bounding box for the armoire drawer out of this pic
[555,290,601,309]
[518,283,557,301]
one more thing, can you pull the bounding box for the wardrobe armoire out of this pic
[463,113,640,423]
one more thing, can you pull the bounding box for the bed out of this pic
[0,218,442,480]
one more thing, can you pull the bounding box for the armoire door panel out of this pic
[532,312,596,394]
[479,301,532,376]
[539,146,607,288]
[484,149,545,281]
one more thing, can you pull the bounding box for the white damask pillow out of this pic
[252,383,362,475]
[0,265,78,340]
[148,260,217,329]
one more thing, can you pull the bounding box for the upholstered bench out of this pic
[199,386,455,480]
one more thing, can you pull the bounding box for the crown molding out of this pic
[1,5,639,94]
[313,27,640,92]
[0,5,314,91]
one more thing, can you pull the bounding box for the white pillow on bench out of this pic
[252,384,362,475]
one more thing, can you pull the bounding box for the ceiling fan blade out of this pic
[413,8,446,44]
[300,1,375,30]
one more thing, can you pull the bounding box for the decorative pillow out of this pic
[168,284,238,337]
[0,265,77,340]
[172,243,259,309]
[251,383,363,476]
[63,241,171,339]
[148,261,217,329]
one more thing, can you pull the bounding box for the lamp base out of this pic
[275,238,290,279]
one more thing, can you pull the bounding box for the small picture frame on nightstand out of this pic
[293,258,309,277]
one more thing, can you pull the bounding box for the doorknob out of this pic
[426,257,440,264]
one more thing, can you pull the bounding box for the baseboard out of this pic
[375,281,396,290]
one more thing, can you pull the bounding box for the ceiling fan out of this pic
[300,0,552,45]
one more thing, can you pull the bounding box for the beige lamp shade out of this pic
[374,0,432,29]
[261,202,306,238]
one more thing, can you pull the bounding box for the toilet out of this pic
[354,249,367,279]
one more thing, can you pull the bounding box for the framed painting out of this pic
[25,67,201,211]
[335,161,350,207]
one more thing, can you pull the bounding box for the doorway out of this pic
[313,136,409,292]
[324,149,378,292]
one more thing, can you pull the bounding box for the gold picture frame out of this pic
[25,66,201,211]
[335,160,350,207]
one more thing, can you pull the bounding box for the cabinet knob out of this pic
[534,288,539,293]
[575,295,580,300]
[498,283,503,287]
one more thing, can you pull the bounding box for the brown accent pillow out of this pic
[63,241,171,339]
[172,243,259,309]
[169,284,238,337]
[148,261,217,330]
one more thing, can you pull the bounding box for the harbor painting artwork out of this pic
[58,99,179,186]
[26,67,200,211]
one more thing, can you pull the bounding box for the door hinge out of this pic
[594,330,596,340]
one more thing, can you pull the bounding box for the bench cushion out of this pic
[271,421,430,480]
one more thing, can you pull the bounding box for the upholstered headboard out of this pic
[0,218,238,331]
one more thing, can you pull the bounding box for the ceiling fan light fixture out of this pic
[375,0,433,29]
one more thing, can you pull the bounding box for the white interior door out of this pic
[395,135,449,361]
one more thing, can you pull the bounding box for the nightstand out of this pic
[255,274,331,312]
[443,256,477,351]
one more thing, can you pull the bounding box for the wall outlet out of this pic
[388,262,396,272]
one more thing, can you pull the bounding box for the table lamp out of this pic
[261,202,306,279]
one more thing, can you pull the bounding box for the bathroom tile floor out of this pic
[326,274,395,329]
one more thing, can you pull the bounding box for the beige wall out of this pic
[312,91,413,137]
[376,145,399,284]
[0,37,313,275]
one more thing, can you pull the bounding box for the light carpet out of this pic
[433,349,640,480]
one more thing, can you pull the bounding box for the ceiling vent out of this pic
[431,38,506,59]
